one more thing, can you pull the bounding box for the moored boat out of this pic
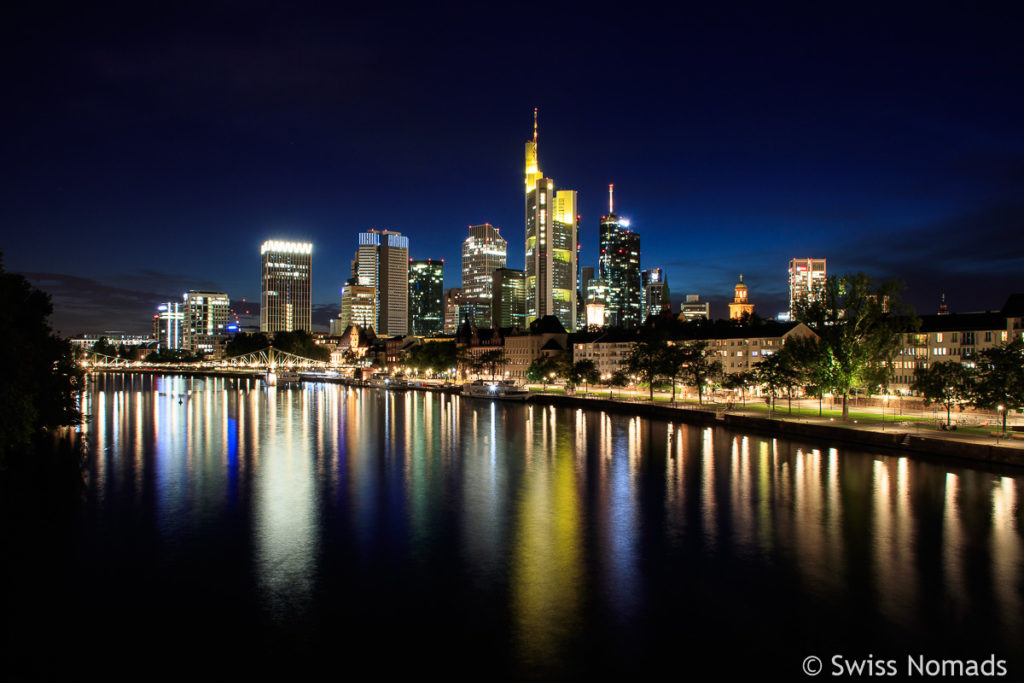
[461,379,530,401]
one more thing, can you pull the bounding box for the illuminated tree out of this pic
[794,273,917,420]
[912,361,972,429]
[970,340,1024,434]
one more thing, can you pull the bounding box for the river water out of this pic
[5,374,1023,679]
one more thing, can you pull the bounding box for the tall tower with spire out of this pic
[524,109,577,331]
[598,184,642,328]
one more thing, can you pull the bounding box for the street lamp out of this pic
[998,404,1005,435]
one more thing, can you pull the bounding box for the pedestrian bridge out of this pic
[78,346,331,375]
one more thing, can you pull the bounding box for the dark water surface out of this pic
[5,374,1023,680]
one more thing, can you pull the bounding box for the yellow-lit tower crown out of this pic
[524,107,542,194]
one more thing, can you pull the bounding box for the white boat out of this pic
[461,379,530,401]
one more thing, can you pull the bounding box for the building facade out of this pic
[788,258,827,318]
[340,281,377,332]
[409,259,445,336]
[679,294,710,321]
[182,291,230,356]
[443,287,464,335]
[155,302,184,351]
[524,110,577,332]
[261,240,312,333]
[492,268,526,329]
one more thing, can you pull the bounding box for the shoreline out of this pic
[85,369,1024,469]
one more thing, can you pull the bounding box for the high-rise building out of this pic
[728,275,755,320]
[462,224,506,298]
[352,230,409,336]
[155,302,184,351]
[641,268,670,319]
[492,268,526,329]
[788,258,827,318]
[260,240,312,333]
[182,291,230,355]
[524,109,578,332]
[679,294,710,321]
[598,185,642,328]
[409,259,445,336]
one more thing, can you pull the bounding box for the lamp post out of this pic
[998,404,1005,436]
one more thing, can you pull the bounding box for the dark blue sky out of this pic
[3,2,1023,334]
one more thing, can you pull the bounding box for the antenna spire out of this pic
[533,107,538,143]
[609,184,614,213]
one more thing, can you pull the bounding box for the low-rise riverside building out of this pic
[572,330,637,376]
[701,322,817,374]
[892,295,1024,394]
[456,315,568,381]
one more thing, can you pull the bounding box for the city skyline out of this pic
[4,4,1023,334]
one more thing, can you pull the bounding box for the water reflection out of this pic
[76,376,1024,675]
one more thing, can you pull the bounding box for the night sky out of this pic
[4,2,1023,334]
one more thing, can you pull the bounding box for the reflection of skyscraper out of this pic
[788,258,826,318]
[524,109,577,331]
[261,240,312,333]
[352,230,409,336]
[409,259,444,336]
[598,185,641,328]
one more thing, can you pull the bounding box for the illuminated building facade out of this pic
[340,280,377,332]
[679,294,710,321]
[788,258,827,318]
[443,287,464,335]
[598,185,642,328]
[260,240,312,333]
[155,302,184,351]
[524,109,578,331]
[641,268,669,319]
[409,259,444,336]
[182,291,230,356]
[492,268,526,329]
[728,275,755,320]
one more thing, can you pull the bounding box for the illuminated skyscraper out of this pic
[524,109,578,331]
[598,185,642,328]
[462,223,506,327]
[260,240,312,333]
[641,268,670,319]
[182,291,230,355]
[409,258,444,336]
[352,230,409,337]
[788,258,827,318]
